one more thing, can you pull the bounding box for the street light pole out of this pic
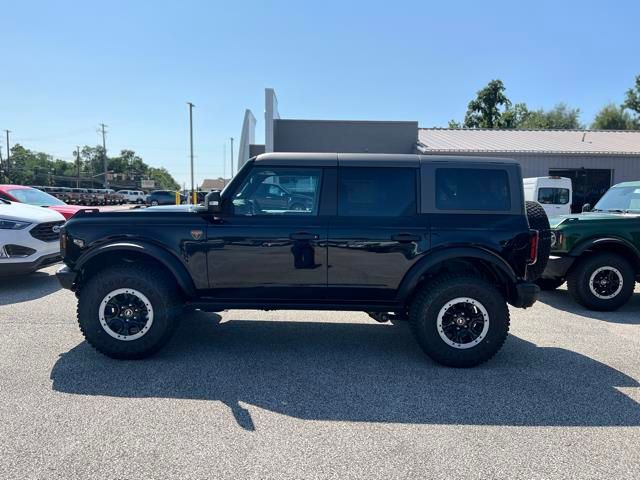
[99,123,108,188]
[187,102,195,204]
[230,137,234,178]
[76,146,81,188]
[4,129,10,174]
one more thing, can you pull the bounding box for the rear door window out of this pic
[338,167,417,216]
[436,168,511,211]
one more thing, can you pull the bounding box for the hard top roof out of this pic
[253,152,519,166]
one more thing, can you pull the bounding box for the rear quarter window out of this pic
[436,168,511,211]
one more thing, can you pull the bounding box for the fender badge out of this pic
[190,229,204,240]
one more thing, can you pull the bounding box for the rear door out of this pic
[327,161,429,302]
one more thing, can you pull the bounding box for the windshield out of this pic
[8,188,66,206]
[593,186,640,212]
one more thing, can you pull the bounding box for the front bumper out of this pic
[510,281,540,308]
[0,253,61,276]
[56,265,78,290]
[542,255,575,279]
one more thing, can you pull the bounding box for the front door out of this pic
[327,166,429,302]
[206,166,327,301]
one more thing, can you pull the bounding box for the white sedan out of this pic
[0,199,66,276]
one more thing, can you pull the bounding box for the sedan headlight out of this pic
[0,218,31,230]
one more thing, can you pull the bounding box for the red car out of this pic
[0,185,85,220]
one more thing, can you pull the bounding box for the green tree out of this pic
[591,103,636,130]
[463,79,513,128]
[147,167,179,190]
[501,103,532,128]
[517,103,583,129]
[623,74,640,126]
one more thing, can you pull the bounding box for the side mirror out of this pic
[582,203,591,213]
[205,190,222,214]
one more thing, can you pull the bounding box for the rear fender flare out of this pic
[396,246,518,301]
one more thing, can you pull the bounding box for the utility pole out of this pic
[76,146,81,188]
[230,137,234,178]
[99,123,108,188]
[4,129,10,174]
[187,102,195,203]
[223,143,226,187]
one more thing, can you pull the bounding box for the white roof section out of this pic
[418,128,640,155]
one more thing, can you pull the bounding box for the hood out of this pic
[143,204,199,212]
[0,201,66,223]
[549,212,640,228]
[47,204,86,220]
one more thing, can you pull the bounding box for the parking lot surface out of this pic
[1,266,639,479]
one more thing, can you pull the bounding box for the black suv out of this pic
[57,153,544,367]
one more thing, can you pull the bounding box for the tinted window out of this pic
[232,167,322,216]
[338,167,416,217]
[436,168,510,211]
[538,187,570,205]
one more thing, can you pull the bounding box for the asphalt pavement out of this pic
[1,266,639,479]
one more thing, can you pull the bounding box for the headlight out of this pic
[0,218,31,230]
[550,231,557,248]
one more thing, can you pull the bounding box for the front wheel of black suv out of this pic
[409,275,510,368]
[77,264,181,359]
[566,252,635,311]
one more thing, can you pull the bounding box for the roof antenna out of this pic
[582,132,587,142]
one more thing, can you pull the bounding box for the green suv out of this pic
[540,181,640,311]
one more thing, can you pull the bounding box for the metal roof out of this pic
[418,128,640,155]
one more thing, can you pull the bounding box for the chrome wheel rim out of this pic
[589,266,623,300]
[99,288,154,341]
[437,297,489,349]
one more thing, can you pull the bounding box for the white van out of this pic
[117,190,146,204]
[523,176,572,216]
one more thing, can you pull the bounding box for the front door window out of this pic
[232,168,322,216]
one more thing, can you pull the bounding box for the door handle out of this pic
[391,233,421,243]
[290,232,319,241]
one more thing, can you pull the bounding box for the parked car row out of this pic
[32,186,128,205]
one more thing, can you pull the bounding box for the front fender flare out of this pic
[570,236,640,258]
[75,241,197,297]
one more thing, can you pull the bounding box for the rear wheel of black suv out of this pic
[77,264,181,359]
[566,252,635,311]
[409,275,510,368]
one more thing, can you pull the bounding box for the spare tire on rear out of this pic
[525,200,551,281]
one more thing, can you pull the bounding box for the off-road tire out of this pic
[536,277,565,291]
[77,263,182,359]
[525,200,551,281]
[566,252,635,311]
[409,274,510,368]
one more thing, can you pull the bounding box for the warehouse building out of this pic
[234,89,640,211]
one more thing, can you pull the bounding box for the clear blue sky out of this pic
[2,0,639,187]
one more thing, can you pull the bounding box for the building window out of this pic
[436,168,510,211]
[338,167,417,216]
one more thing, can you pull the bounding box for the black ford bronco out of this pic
[57,153,547,367]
